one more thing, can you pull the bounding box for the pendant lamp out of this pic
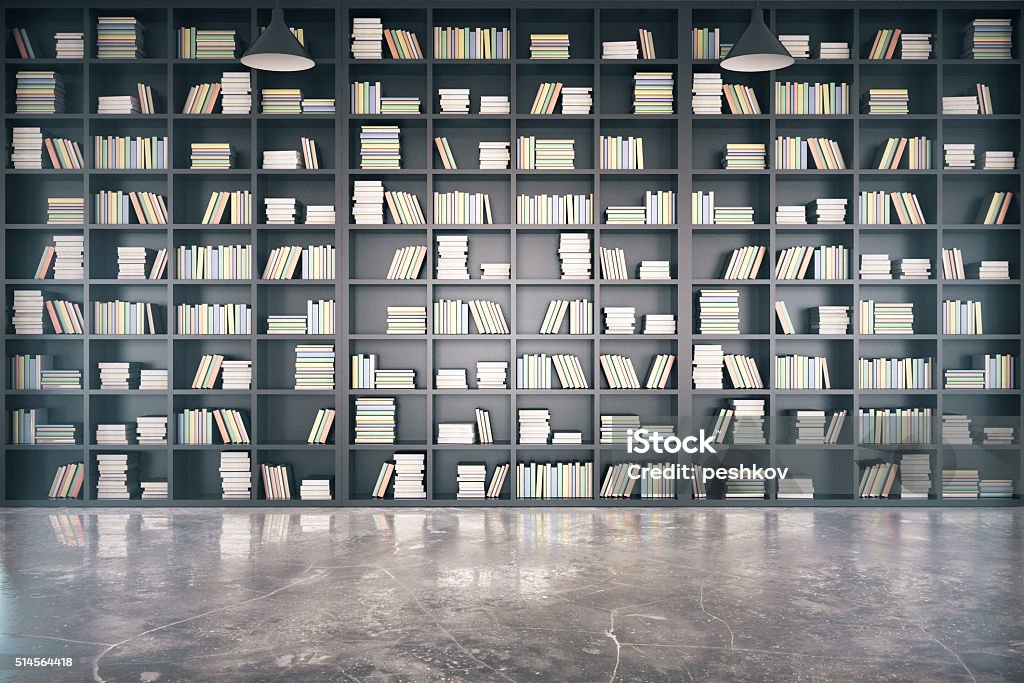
[241,7,314,72]
[720,2,794,72]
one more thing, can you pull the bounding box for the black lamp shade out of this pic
[720,7,794,72]
[241,8,314,72]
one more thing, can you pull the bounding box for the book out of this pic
[307,408,336,444]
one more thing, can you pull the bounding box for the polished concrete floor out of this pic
[0,508,1022,682]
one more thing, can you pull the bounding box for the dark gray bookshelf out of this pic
[2,1,1023,506]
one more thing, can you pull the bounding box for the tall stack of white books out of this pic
[479,96,510,115]
[698,289,740,334]
[117,246,149,278]
[221,72,252,114]
[393,453,426,499]
[794,410,827,443]
[220,451,251,500]
[98,361,133,389]
[138,368,168,390]
[352,180,385,224]
[944,143,975,168]
[479,142,511,169]
[476,361,508,389]
[264,197,301,224]
[900,33,932,59]
[941,414,973,444]
[518,409,551,444]
[262,150,301,169]
[731,399,766,444]
[97,453,138,500]
[692,344,724,389]
[603,307,636,334]
[439,88,470,114]
[860,254,892,279]
[136,416,168,445]
[811,198,847,224]
[11,127,43,168]
[457,464,487,499]
[436,235,469,279]
[779,35,810,58]
[351,17,383,59]
[691,72,723,114]
[53,235,85,279]
[55,32,85,59]
[12,290,44,334]
[558,233,591,279]
[900,453,932,499]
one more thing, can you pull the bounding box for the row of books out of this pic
[457,463,508,499]
[432,299,509,334]
[942,249,1010,280]
[12,291,83,334]
[177,408,250,444]
[11,128,82,169]
[93,135,167,169]
[94,190,168,225]
[192,355,252,390]
[773,137,847,170]
[351,19,423,60]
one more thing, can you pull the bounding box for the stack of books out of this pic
[983,151,1015,169]
[794,411,828,444]
[723,143,766,169]
[731,399,767,444]
[982,427,1015,445]
[55,32,85,59]
[96,17,145,59]
[864,88,909,115]
[477,361,508,389]
[305,205,336,225]
[98,95,140,113]
[295,345,335,390]
[776,205,807,224]
[439,88,470,114]
[518,409,552,444]
[436,235,469,279]
[725,478,766,499]
[860,300,914,334]
[945,369,986,389]
[530,33,570,59]
[691,72,723,114]
[942,95,980,115]
[47,235,84,279]
[692,344,724,389]
[360,125,401,169]
[811,198,848,224]
[633,72,673,114]
[962,19,1013,59]
[817,42,850,59]
[860,254,892,279]
[262,150,301,169]
[10,290,43,334]
[141,481,168,500]
[457,464,488,499]
[96,454,138,500]
[603,307,636,334]
[643,314,676,335]
[699,289,740,334]
[300,478,333,501]
[973,261,1010,280]
[605,206,646,224]
[900,33,933,59]
[16,71,65,114]
[941,414,973,444]
[479,142,511,169]
[944,143,975,168]
[479,95,510,115]
[980,479,1014,498]
[899,454,932,499]
[302,97,335,115]
[561,87,593,115]
[352,180,385,224]
[374,369,415,390]
[351,17,383,59]
[354,397,396,443]
[779,35,810,58]
[98,362,133,390]
[436,368,469,389]
[713,206,754,224]
[264,197,301,224]
[386,306,427,334]
[136,416,168,445]
[777,477,815,500]
[480,263,510,279]
[11,127,44,168]
[96,424,130,445]
[942,469,980,498]
[558,233,592,279]
[185,28,237,59]
[437,422,476,444]
[221,72,252,114]
[192,143,232,169]
[393,453,426,499]
[517,136,576,169]
[603,39,638,59]
[220,452,251,500]
[139,369,168,391]
[898,259,931,280]
[811,306,851,335]
[261,89,303,114]
[639,261,671,279]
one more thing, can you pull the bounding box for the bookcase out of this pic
[3,0,1022,507]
